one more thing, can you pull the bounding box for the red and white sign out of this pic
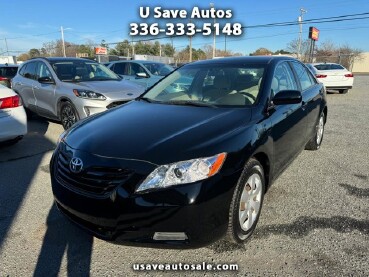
[95,47,107,55]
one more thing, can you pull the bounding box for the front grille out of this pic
[55,151,133,195]
[107,100,130,109]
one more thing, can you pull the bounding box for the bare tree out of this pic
[286,38,310,62]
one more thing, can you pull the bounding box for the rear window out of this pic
[314,64,345,70]
[0,66,18,78]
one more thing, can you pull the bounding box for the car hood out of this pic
[64,79,145,99]
[64,100,252,165]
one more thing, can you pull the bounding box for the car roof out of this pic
[28,57,97,63]
[0,63,18,67]
[188,56,296,66]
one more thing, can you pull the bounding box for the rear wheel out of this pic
[227,158,265,244]
[339,89,348,94]
[60,101,79,130]
[305,112,325,150]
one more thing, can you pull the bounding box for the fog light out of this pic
[84,107,90,116]
[153,232,188,241]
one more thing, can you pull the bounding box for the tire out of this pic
[227,158,265,244]
[339,89,348,94]
[60,101,79,130]
[305,112,325,151]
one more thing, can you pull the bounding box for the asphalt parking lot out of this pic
[0,76,368,276]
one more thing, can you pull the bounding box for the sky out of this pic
[1,0,369,56]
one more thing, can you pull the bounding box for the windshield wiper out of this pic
[165,100,217,108]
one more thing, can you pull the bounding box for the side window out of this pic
[130,63,146,76]
[271,62,298,96]
[114,63,126,75]
[18,64,28,76]
[291,62,315,91]
[37,62,53,79]
[23,62,37,80]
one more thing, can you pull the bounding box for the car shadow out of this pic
[208,215,369,254]
[33,204,93,277]
[0,116,93,276]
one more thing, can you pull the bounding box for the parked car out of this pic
[105,60,174,88]
[12,57,145,129]
[306,63,354,94]
[50,56,327,248]
[0,64,18,88]
[0,84,27,145]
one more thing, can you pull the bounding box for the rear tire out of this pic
[339,89,348,94]
[305,112,325,151]
[227,158,265,244]
[60,101,79,130]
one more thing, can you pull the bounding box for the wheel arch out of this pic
[252,152,271,192]
[56,97,74,120]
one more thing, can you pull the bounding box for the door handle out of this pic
[33,86,39,89]
[15,82,23,86]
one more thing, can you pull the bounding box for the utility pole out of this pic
[189,19,192,62]
[61,26,66,57]
[210,3,216,58]
[224,35,227,54]
[297,8,307,60]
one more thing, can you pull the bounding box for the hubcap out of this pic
[239,173,262,232]
[62,105,76,129]
[316,115,324,145]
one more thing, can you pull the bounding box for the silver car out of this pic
[105,60,174,89]
[12,57,145,129]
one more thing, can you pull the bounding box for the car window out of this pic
[23,62,37,80]
[113,63,127,75]
[37,62,53,79]
[314,64,330,71]
[143,63,174,76]
[291,62,315,91]
[129,63,146,76]
[50,60,120,82]
[143,64,266,107]
[330,64,345,70]
[271,62,298,97]
[0,66,18,78]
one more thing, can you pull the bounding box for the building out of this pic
[352,52,369,74]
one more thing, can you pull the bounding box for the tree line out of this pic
[17,38,362,69]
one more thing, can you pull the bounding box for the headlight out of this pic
[73,89,106,100]
[136,153,227,193]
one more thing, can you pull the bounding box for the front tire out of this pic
[339,89,348,94]
[227,158,265,244]
[60,101,79,130]
[305,112,325,150]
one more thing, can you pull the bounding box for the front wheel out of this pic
[227,158,265,244]
[305,112,325,150]
[339,89,348,94]
[60,101,79,130]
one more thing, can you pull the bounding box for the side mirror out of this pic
[136,72,149,78]
[272,90,302,105]
[38,76,55,84]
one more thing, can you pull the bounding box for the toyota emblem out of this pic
[69,157,83,173]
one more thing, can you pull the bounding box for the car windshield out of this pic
[142,63,265,107]
[143,62,174,76]
[50,60,120,82]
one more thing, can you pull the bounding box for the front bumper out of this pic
[50,145,241,248]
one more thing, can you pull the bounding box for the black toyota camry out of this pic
[50,56,327,248]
